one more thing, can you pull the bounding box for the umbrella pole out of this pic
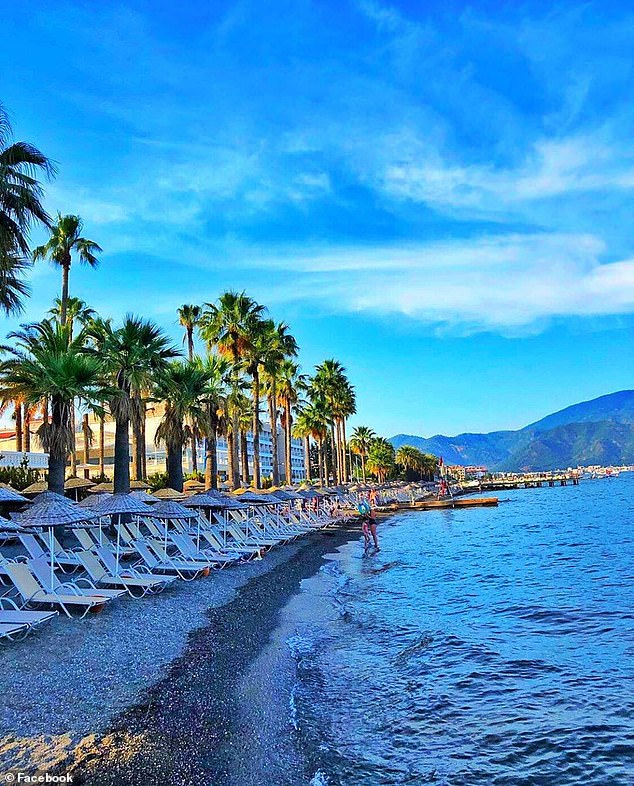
[49,526,55,591]
[115,514,121,576]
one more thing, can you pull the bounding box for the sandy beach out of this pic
[0,522,360,783]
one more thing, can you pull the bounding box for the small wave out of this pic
[369,560,405,575]
[309,770,330,785]
[395,633,435,662]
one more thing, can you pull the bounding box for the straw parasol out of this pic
[15,493,99,589]
[130,490,159,504]
[0,486,30,504]
[130,479,151,490]
[64,477,95,490]
[152,487,187,501]
[93,493,160,517]
[21,481,49,496]
[183,479,205,491]
[237,491,277,505]
[152,500,196,519]
[89,481,115,493]
[77,492,111,508]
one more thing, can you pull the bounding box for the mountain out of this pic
[390,390,634,471]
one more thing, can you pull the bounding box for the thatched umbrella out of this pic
[64,476,95,502]
[15,492,98,590]
[130,479,151,490]
[0,486,30,504]
[77,492,111,508]
[89,481,115,494]
[130,490,159,504]
[152,499,197,551]
[92,493,160,573]
[21,481,49,497]
[152,487,187,501]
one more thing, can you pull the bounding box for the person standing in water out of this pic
[367,510,380,550]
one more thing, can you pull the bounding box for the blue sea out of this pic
[249,474,634,785]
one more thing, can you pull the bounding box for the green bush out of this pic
[0,455,43,490]
[147,471,169,491]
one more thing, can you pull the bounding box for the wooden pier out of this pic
[416,496,499,510]
[478,473,580,491]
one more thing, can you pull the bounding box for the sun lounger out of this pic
[131,540,209,581]
[95,546,177,589]
[4,561,113,618]
[0,597,57,637]
[75,549,171,597]
[28,558,127,602]
[19,533,82,572]
[0,621,29,641]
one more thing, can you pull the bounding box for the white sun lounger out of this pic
[4,562,114,618]
[75,550,172,597]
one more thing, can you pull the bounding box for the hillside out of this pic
[390,390,634,471]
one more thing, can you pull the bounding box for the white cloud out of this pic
[238,232,634,331]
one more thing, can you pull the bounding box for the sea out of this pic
[238,473,634,785]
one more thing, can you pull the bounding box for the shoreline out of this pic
[0,521,363,782]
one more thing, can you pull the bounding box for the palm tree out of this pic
[261,322,298,486]
[242,317,271,488]
[278,359,303,484]
[366,437,396,483]
[33,214,101,326]
[177,303,203,473]
[177,304,202,361]
[0,103,55,314]
[313,360,354,484]
[0,320,107,493]
[395,445,425,478]
[287,409,312,482]
[199,292,265,489]
[235,391,253,485]
[298,396,330,485]
[49,296,97,474]
[88,316,178,493]
[350,425,376,482]
[196,354,229,490]
[0,251,31,316]
[154,361,210,492]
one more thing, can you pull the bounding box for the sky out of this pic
[1,0,634,437]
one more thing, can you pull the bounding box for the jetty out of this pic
[416,496,499,510]
[477,472,580,491]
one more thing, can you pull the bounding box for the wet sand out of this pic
[31,523,362,784]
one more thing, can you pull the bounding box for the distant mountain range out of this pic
[390,390,634,471]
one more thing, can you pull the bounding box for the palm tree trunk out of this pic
[304,436,311,481]
[241,430,249,485]
[227,430,236,488]
[99,414,105,476]
[205,426,218,491]
[317,436,324,486]
[167,442,184,491]
[361,452,366,483]
[341,419,348,482]
[252,370,261,487]
[47,397,66,495]
[330,422,337,485]
[82,414,90,475]
[187,327,194,361]
[269,386,280,486]
[230,393,240,490]
[24,408,31,452]
[191,428,198,474]
[60,261,70,326]
[284,403,292,483]
[14,401,22,453]
[141,411,147,478]
[42,396,49,425]
[113,413,130,494]
[70,404,77,475]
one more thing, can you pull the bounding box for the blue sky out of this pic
[1,0,634,437]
